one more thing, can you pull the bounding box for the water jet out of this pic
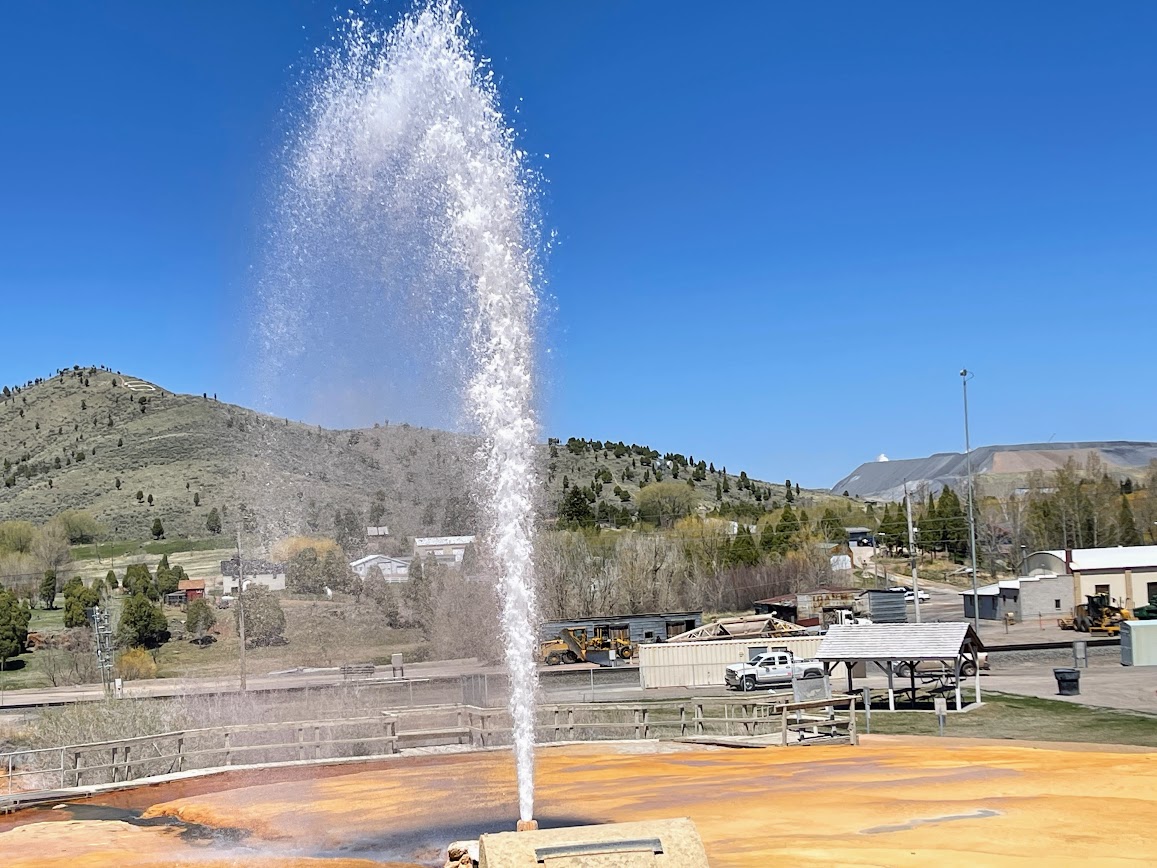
[260,0,542,821]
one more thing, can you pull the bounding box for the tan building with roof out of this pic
[1024,545,1157,610]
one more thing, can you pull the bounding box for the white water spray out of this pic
[261,1,540,819]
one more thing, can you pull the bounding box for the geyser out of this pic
[260,0,541,820]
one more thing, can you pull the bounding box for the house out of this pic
[220,555,287,594]
[1023,545,1157,610]
[960,573,1073,621]
[350,553,412,582]
[413,535,476,568]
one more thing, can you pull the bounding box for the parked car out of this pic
[892,653,989,678]
[725,651,824,691]
[856,536,876,547]
[888,586,930,603]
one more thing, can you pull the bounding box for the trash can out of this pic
[1054,667,1080,696]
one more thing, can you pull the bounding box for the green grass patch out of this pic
[862,690,1157,747]
[28,605,66,633]
[70,537,226,560]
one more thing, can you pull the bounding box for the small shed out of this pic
[178,578,206,602]
[817,622,985,711]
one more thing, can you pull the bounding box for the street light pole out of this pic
[961,370,980,631]
[904,481,921,623]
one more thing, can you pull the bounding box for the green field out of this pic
[69,537,227,561]
[154,597,428,679]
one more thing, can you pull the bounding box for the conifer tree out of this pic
[1119,495,1142,546]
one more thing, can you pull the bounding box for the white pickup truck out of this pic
[725,650,825,691]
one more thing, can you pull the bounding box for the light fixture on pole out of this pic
[961,369,980,630]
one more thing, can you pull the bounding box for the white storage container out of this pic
[1121,621,1157,666]
[638,636,824,688]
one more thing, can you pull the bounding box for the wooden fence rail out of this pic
[1,696,856,800]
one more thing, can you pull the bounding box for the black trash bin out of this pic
[1054,667,1080,696]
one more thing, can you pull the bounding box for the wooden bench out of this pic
[340,663,376,680]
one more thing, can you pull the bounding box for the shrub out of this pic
[185,599,216,643]
[116,593,168,647]
[116,647,158,681]
[236,585,286,647]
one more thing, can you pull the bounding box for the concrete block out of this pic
[478,817,709,867]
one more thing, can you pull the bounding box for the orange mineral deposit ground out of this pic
[3,736,1156,866]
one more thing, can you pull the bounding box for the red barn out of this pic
[177,578,206,602]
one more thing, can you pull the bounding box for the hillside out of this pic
[831,441,1157,501]
[0,365,836,544]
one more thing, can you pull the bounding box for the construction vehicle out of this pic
[824,609,872,628]
[1133,597,1157,620]
[541,627,634,665]
[1059,594,1132,635]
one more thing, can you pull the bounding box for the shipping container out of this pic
[862,590,908,624]
[1121,620,1157,666]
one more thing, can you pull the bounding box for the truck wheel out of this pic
[961,661,977,677]
[743,675,757,691]
[545,652,561,666]
[896,663,913,678]
[801,669,822,680]
[619,645,632,659]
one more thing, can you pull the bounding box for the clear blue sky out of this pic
[2,1,1156,487]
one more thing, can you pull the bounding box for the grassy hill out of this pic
[0,365,843,545]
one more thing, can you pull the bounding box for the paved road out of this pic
[0,657,640,712]
[984,653,1157,714]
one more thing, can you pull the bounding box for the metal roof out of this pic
[817,622,983,661]
[1035,545,1157,571]
[958,584,1001,597]
[414,535,476,546]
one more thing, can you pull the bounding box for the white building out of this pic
[350,554,412,582]
[222,570,286,594]
[413,535,476,568]
[1024,545,1157,610]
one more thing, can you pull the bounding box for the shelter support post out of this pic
[954,655,963,711]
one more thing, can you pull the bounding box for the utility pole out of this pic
[904,482,921,623]
[92,606,114,695]
[236,527,247,692]
[961,370,980,631]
